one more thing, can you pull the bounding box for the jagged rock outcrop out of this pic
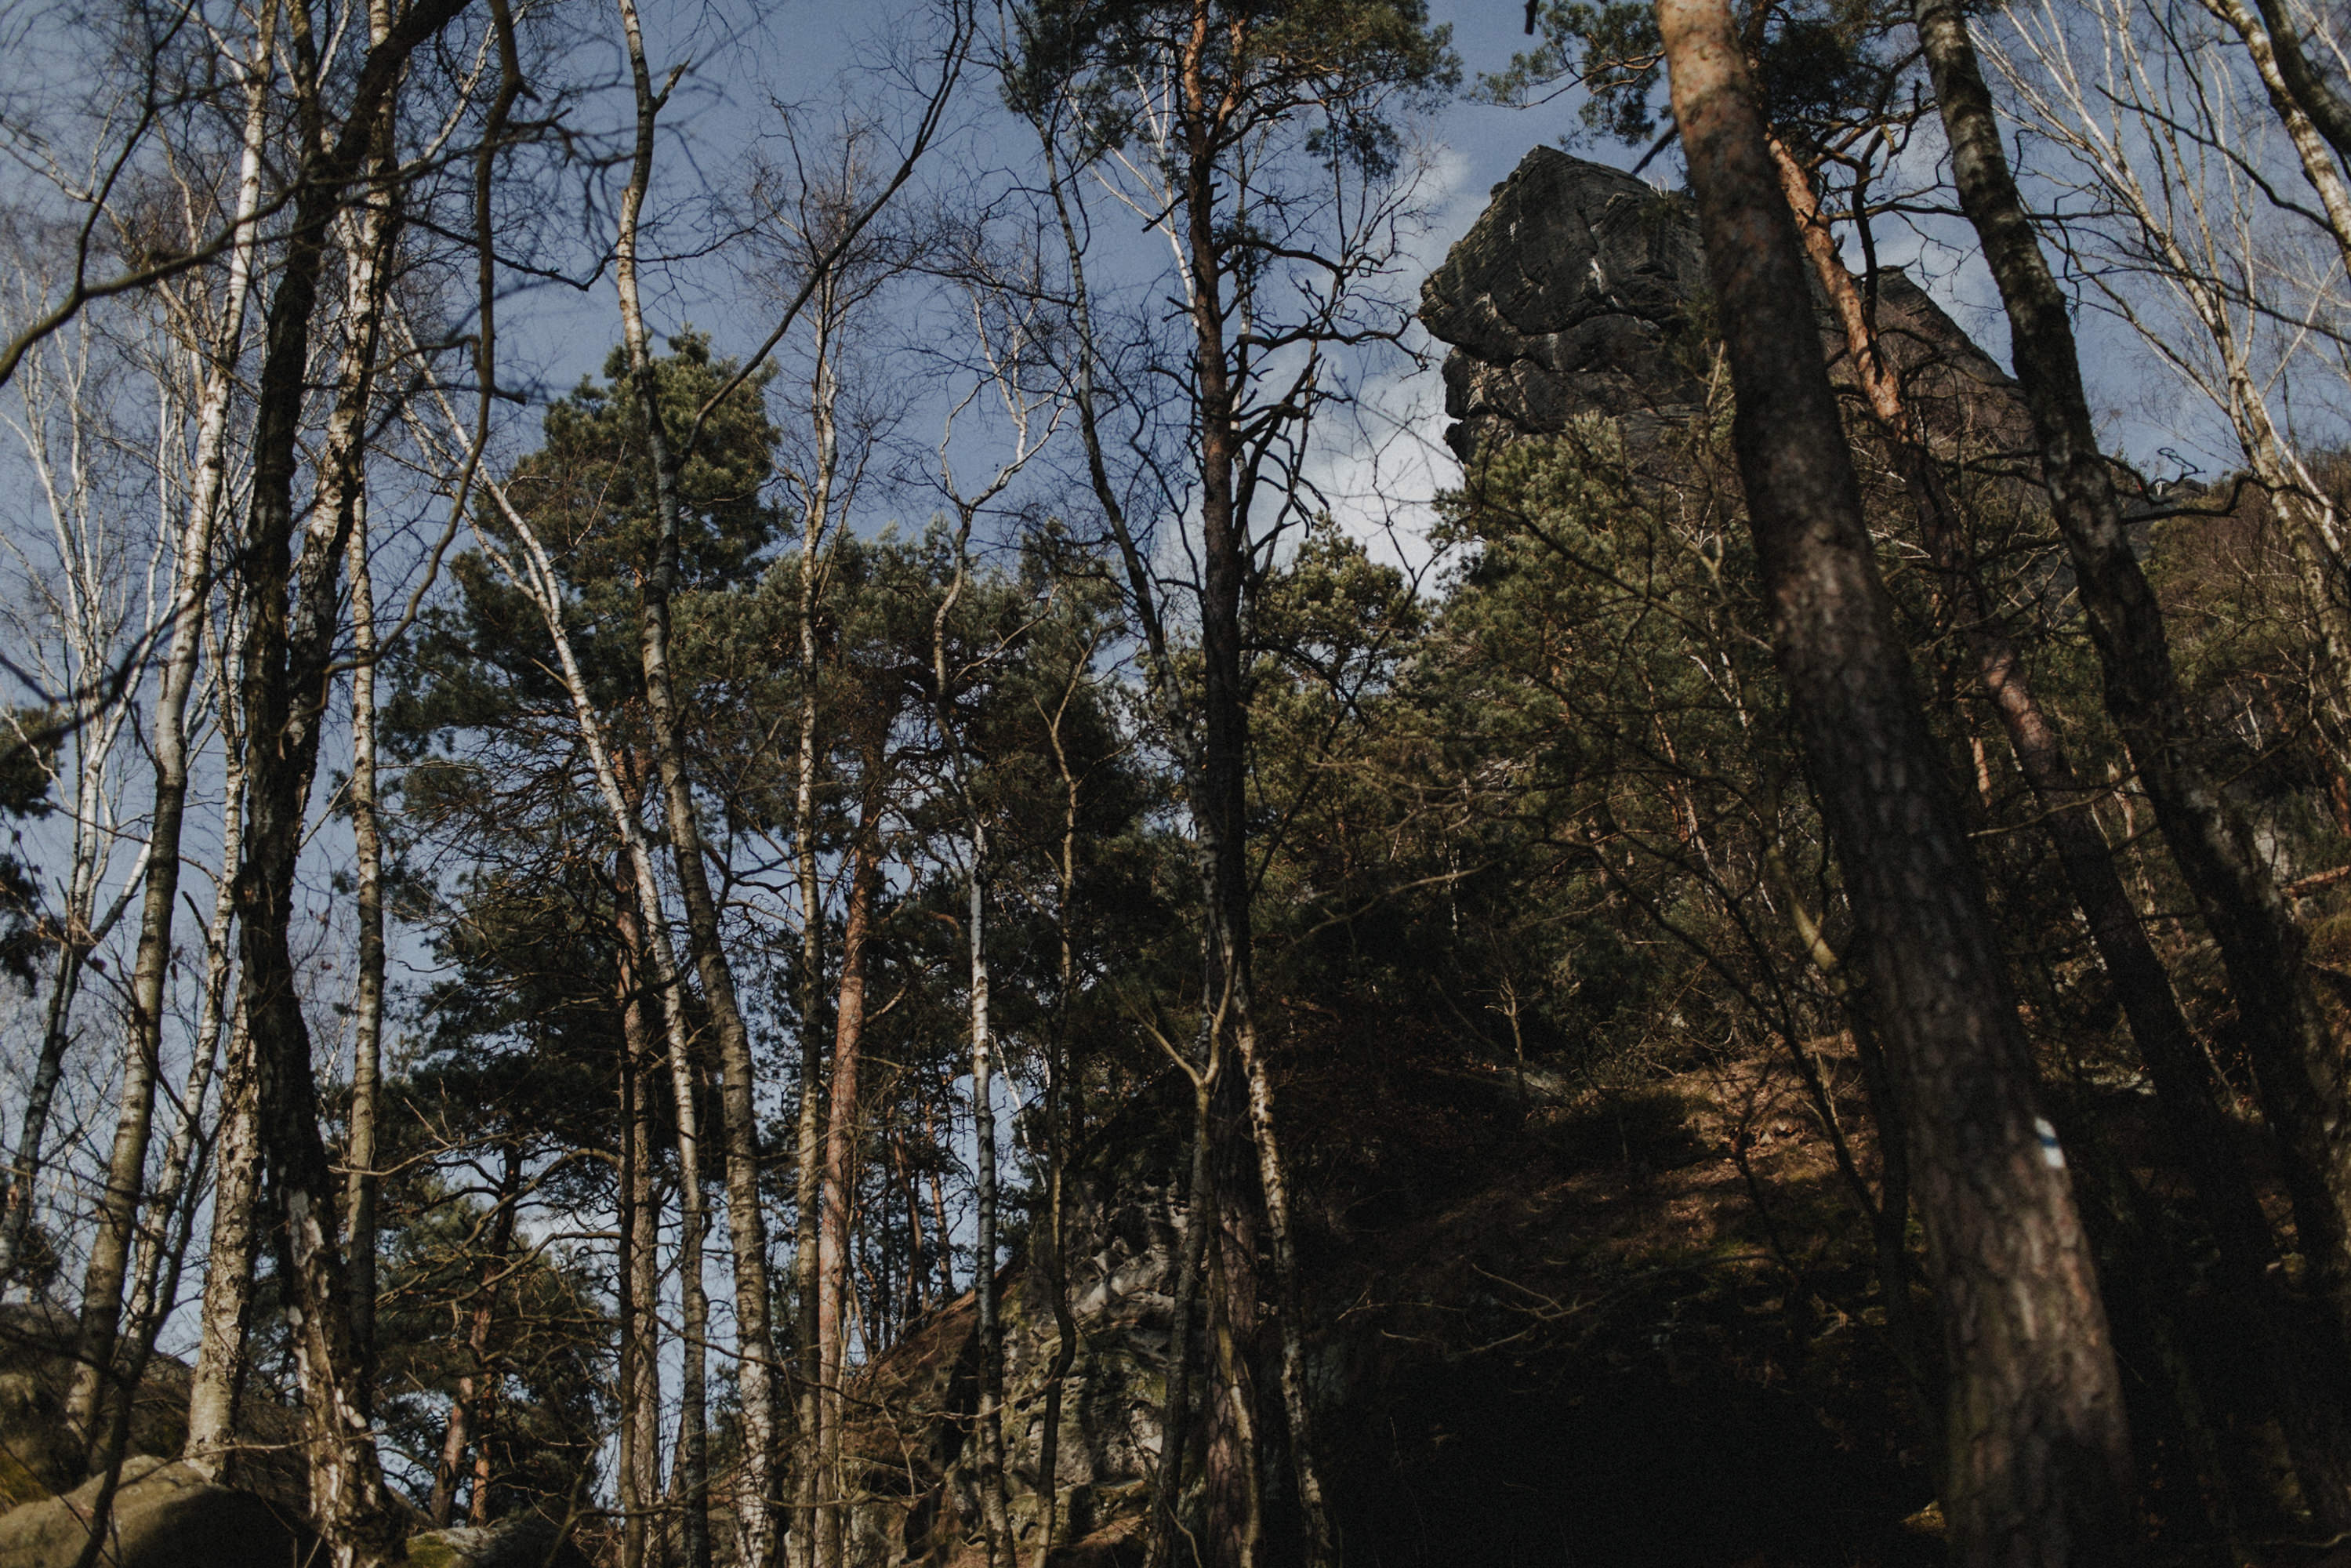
[1420,146,2027,464]
[1420,149,1712,459]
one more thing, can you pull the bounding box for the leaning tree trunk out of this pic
[1656,4,2135,1563]
[1769,135,2351,1530]
[1914,0,2351,1353]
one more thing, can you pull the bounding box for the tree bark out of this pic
[964,832,1014,1568]
[1656,5,2135,1563]
[1170,6,1335,1558]
[342,495,386,1379]
[1031,676,1087,1568]
[788,299,840,1568]
[1145,1051,1218,1568]
[122,713,243,1373]
[229,2,468,1552]
[2248,0,2351,167]
[183,1007,260,1482]
[617,867,665,1568]
[55,0,277,1392]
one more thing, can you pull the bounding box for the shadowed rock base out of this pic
[0,1455,311,1568]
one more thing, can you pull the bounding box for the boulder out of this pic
[403,1515,593,1568]
[0,1305,307,1521]
[0,1456,309,1568]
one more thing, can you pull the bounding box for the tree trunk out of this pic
[617,869,664,1568]
[607,5,782,1552]
[1171,5,1335,1558]
[183,1010,260,1482]
[225,2,470,1557]
[342,484,386,1377]
[428,1145,521,1526]
[789,495,830,1568]
[1145,1056,1218,1568]
[1656,5,2135,1563]
[1032,691,1087,1568]
[815,770,881,1568]
[965,836,1014,1567]
[1771,134,2351,1530]
[121,722,242,1364]
[0,946,88,1293]
[1914,0,2351,1353]
[57,0,276,1397]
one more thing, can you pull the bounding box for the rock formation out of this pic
[1420,148,1712,459]
[0,1457,310,1568]
[1420,146,2027,465]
